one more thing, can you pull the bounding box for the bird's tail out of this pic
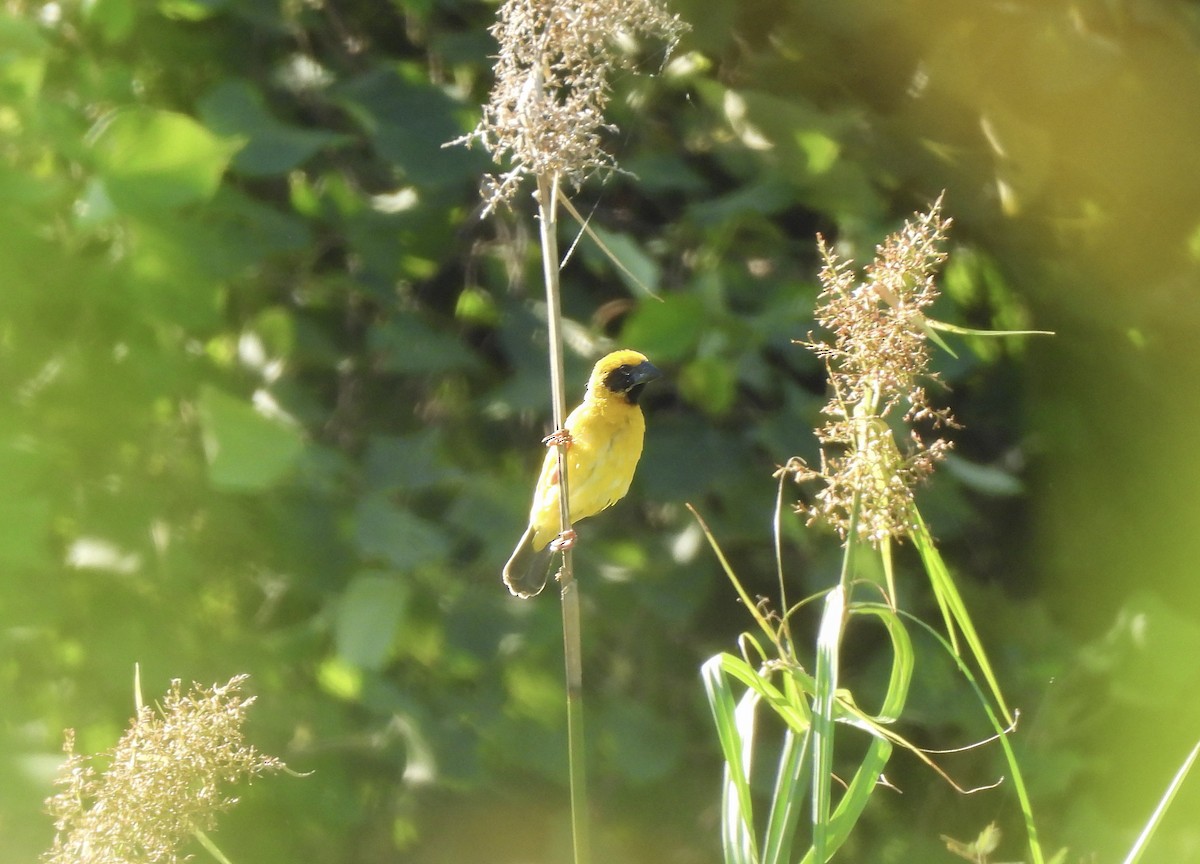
[502,526,556,598]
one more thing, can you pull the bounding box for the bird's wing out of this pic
[563,408,641,521]
[527,401,644,546]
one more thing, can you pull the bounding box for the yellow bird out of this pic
[503,349,661,598]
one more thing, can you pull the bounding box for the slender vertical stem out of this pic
[815,385,881,858]
[535,171,590,864]
[560,574,589,864]
[536,175,573,551]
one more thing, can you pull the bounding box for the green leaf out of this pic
[368,315,478,374]
[0,13,49,100]
[581,227,662,297]
[601,701,683,785]
[89,108,241,212]
[158,0,229,21]
[798,737,894,864]
[196,385,305,491]
[761,725,810,864]
[353,492,448,569]
[620,293,709,362]
[678,354,737,416]
[207,187,313,261]
[811,585,845,862]
[848,604,913,723]
[794,129,840,174]
[335,571,408,670]
[702,654,761,864]
[198,79,350,177]
[335,68,483,188]
[364,431,460,492]
[943,453,1024,497]
[83,0,136,43]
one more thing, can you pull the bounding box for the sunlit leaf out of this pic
[82,0,136,42]
[90,108,241,211]
[580,227,661,297]
[199,79,350,177]
[196,385,305,491]
[158,0,228,21]
[620,293,708,362]
[0,13,48,100]
[335,571,408,670]
[678,354,737,416]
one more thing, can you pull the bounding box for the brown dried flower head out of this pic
[43,675,284,864]
[791,200,956,544]
[459,0,686,211]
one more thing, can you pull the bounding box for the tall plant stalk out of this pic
[455,2,684,860]
[534,172,591,864]
[699,201,1056,864]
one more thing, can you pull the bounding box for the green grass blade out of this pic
[811,585,845,862]
[722,660,813,735]
[910,508,1015,727]
[796,734,893,864]
[1122,739,1200,864]
[731,685,763,862]
[761,713,811,864]
[848,603,914,722]
[703,655,761,864]
[900,610,1045,864]
[761,730,808,864]
[924,317,1054,338]
[689,504,781,647]
[193,829,235,864]
[556,191,663,301]
[797,604,909,863]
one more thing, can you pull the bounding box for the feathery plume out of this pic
[43,675,284,864]
[789,200,956,543]
[457,0,686,212]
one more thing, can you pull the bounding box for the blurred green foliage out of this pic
[2,0,1200,862]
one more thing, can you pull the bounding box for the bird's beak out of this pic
[629,360,661,385]
[622,360,660,405]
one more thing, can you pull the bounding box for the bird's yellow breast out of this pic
[527,395,646,551]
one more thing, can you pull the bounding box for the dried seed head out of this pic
[791,199,956,543]
[43,676,284,864]
[458,0,686,212]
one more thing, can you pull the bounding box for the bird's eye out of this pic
[603,366,633,393]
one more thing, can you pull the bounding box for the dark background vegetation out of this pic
[2,0,1199,861]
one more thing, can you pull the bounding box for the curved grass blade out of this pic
[811,585,845,862]
[703,655,761,864]
[900,610,1046,864]
[910,508,1014,727]
[797,603,910,863]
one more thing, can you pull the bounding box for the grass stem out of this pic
[535,171,591,864]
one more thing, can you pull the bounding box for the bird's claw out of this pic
[549,529,577,552]
[542,428,573,449]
